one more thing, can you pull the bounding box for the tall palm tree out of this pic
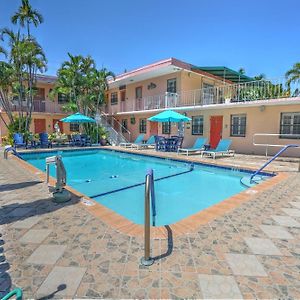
[11,0,44,37]
[285,62,300,89]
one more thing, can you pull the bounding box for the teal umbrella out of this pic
[60,112,96,123]
[148,110,191,122]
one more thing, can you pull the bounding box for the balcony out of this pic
[115,78,300,113]
[7,100,64,114]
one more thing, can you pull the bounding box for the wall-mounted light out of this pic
[260,105,266,112]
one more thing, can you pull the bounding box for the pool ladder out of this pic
[140,169,156,266]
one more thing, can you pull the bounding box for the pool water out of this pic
[22,149,268,226]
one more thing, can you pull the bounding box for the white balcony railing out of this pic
[5,100,63,114]
[113,77,300,113]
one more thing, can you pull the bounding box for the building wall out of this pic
[116,101,300,157]
[0,112,72,138]
[106,72,183,114]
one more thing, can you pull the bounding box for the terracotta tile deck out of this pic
[1,147,300,298]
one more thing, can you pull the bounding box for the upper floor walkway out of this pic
[105,78,300,115]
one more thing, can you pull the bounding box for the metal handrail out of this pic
[140,169,155,266]
[250,144,299,182]
[100,111,131,138]
[253,133,300,156]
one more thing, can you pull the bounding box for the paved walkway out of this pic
[1,151,300,299]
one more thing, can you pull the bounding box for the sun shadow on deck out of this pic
[0,181,42,192]
[0,234,12,299]
[153,225,173,261]
[0,190,80,226]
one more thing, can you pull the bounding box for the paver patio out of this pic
[1,148,300,299]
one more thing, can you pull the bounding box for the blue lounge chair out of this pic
[39,132,52,148]
[201,139,235,159]
[178,137,207,156]
[132,135,156,149]
[13,133,27,148]
[119,134,145,148]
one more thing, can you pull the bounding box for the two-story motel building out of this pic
[1,57,300,156]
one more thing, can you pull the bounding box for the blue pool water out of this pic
[21,149,269,226]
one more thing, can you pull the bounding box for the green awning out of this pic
[192,66,254,83]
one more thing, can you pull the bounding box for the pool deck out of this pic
[1,147,300,298]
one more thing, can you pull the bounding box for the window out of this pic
[162,122,171,134]
[34,88,45,101]
[167,78,177,93]
[139,118,147,133]
[110,92,118,105]
[58,93,68,103]
[230,114,246,137]
[280,112,300,138]
[121,119,128,133]
[135,86,142,99]
[70,123,79,132]
[192,116,204,135]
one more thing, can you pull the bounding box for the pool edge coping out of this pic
[11,147,291,239]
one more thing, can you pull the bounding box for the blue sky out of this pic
[0,0,299,78]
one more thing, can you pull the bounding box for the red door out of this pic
[34,119,46,133]
[210,116,223,148]
[53,119,64,133]
[149,122,158,135]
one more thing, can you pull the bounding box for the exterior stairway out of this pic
[96,112,131,146]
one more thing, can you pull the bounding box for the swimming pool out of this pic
[21,149,270,226]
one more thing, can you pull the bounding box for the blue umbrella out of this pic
[60,112,96,123]
[148,110,191,122]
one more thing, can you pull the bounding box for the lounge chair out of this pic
[201,139,235,159]
[132,135,156,149]
[13,133,27,149]
[39,132,52,148]
[119,134,145,148]
[178,137,207,156]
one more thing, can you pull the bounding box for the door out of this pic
[120,90,126,112]
[34,119,46,133]
[210,116,223,148]
[53,119,64,133]
[149,122,158,136]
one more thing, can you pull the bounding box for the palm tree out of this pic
[285,62,300,89]
[1,28,47,131]
[11,0,44,37]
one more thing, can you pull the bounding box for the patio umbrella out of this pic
[148,110,191,122]
[60,112,96,123]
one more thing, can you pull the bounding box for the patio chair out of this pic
[200,139,235,159]
[155,136,168,152]
[39,132,52,148]
[119,134,145,148]
[132,135,156,149]
[80,134,92,146]
[178,137,207,156]
[70,134,82,147]
[13,133,27,149]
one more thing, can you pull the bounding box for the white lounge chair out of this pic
[178,137,207,156]
[119,134,145,148]
[201,139,235,159]
[132,135,156,149]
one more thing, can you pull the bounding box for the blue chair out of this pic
[132,135,156,149]
[119,134,145,148]
[70,134,82,147]
[155,136,168,152]
[39,132,52,148]
[178,137,207,156]
[80,134,92,146]
[13,133,27,148]
[201,139,235,159]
